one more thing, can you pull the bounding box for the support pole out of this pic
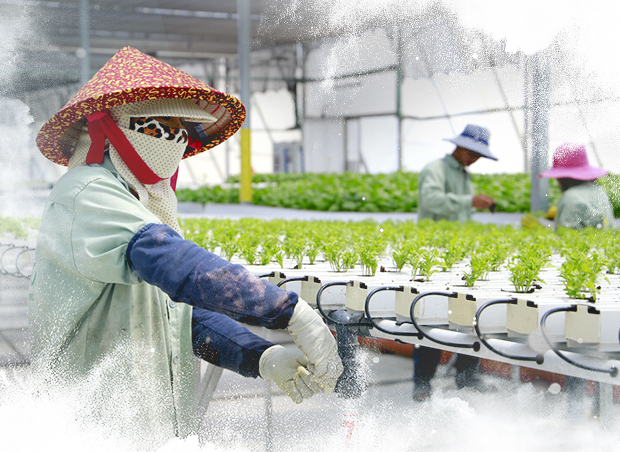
[237,0,252,203]
[530,51,550,213]
[330,310,367,399]
[79,0,90,85]
[396,26,403,171]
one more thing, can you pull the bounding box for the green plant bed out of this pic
[177,171,615,215]
[0,216,40,240]
[179,216,620,300]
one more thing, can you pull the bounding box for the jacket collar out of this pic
[444,154,467,172]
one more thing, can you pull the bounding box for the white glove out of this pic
[259,345,322,404]
[286,299,344,394]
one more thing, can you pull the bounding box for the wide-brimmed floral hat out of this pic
[36,46,245,166]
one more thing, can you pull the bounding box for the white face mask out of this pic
[70,99,217,235]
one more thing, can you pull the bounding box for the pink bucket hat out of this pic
[539,143,608,181]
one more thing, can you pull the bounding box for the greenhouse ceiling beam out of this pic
[4,1,262,21]
[301,65,399,83]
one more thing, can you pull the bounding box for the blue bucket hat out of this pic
[444,124,497,161]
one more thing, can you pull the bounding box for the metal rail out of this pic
[0,243,35,278]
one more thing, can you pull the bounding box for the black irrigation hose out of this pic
[540,305,618,377]
[315,281,367,327]
[474,298,544,364]
[276,277,308,288]
[409,291,481,351]
[258,271,286,280]
[364,286,419,337]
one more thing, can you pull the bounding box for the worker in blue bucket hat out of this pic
[414,124,497,401]
[30,47,342,444]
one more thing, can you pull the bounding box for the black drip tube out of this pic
[409,291,480,351]
[364,286,418,337]
[315,281,367,327]
[276,276,308,287]
[540,305,618,377]
[474,298,544,364]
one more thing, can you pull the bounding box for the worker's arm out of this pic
[192,307,321,402]
[128,223,342,392]
[191,306,273,377]
[418,164,473,217]
[127,223,297,329]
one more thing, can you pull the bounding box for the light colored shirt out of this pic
[418,154,474,222]
[30,157,196,441]
[556,181,614,230]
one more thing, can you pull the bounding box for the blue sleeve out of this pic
[126,223,298,329]
[192,307,274,378]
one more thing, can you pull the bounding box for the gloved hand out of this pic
[286,299,343,394]
[521,213,542,229]
[544,206,557,220]
[259,345,321,404]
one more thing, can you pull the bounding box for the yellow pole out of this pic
[239,128,252,203]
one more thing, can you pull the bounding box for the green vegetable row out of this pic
[0,216,40,240]
[179,217,620,301]
[177,172,620,216]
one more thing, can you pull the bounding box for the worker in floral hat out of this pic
[30,47,342,443]
[414,124,497,401]
[539,143,614,230]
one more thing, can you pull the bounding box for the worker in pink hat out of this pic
[539,143,614,230]
[30,47,342,443]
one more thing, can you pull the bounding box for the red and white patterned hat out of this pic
[36,46,245,166]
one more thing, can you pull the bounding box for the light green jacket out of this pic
[29,157,196,441]
[418,155,474,222]
[556,182,614,230]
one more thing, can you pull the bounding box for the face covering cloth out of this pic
[69,98,217,235]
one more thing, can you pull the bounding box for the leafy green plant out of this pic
[463,250,493,287]
[418,248,440,281]
[323,241,352,273]
[439,238,466,272]
[560,250,608,300]
[258,236,280,266]
[356,239,384,276]
[507,249,549,293]
[283,237,306,269]
[274,249,285,268]
[392,242,412,272]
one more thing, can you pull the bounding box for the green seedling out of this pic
[439,238,466,272]
[418,248,440,281]
[356,241,383,276]
[507,249,549,293]
[560,250,609,301]
[283,237,306,269]
[463,250,493,287]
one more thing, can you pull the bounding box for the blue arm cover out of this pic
[126,223,298,329]
[192,307,273,378]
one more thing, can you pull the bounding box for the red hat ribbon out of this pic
[86,111,164,185]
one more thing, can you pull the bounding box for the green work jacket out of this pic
[556,181,615,230]
[418,155,474,222]
[29,157,196,442]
